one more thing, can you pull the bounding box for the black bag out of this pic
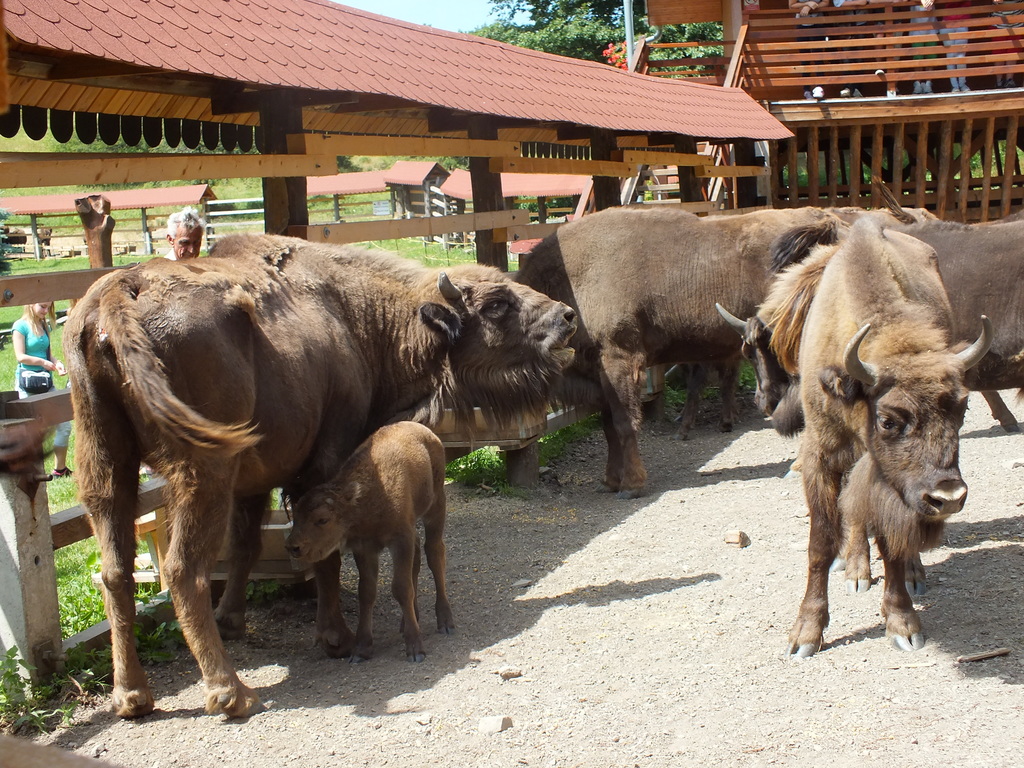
[19,369,53,395]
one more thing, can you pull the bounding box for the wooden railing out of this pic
[636,39,731,84]
[740,1,1024,101]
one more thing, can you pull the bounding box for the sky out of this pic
[334,0,503,34]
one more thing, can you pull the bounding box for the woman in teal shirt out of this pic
[12,301,73,479]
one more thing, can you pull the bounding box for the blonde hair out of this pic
[19,302,56,338]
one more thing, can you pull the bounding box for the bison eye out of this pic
[482,299,509,318]
[877,414,903,434]
[315,517,329,527]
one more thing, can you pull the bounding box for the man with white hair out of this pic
[165,206,206,260]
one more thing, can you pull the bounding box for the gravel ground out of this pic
[26,389,1024,767]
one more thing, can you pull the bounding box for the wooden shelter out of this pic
[642,0,1024,221]
[1,0,790,271]
[383,161,451,219]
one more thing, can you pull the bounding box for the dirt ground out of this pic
[27,389,1024,767]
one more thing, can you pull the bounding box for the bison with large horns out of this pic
[64,234,577,718]
[757,217,991,658]
[517,205,838,498]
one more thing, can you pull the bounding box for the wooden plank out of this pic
[1001,115,1019,218]
[915,121,930,209]
[490,156,637,178]
[503,222,563,242]
[0,153,336,189]
[959,119,974,222]
[871,123,885,210]
[892,121,905,202]
[807,126,820,207]
[936,120,953,219]
[3,390,73,430]
[849,124,862,208]
[694,165,770,178]
[619,149,707,167]
[289,209,527,245]
[286,133,522,158]
[637,200,718,212]
[828,124,840,207]
[0,266,124,306]
[981,117,996,222]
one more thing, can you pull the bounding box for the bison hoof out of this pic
[206,683,264,718]
[1002,421,1021,433]
[317,631,355,659]
[788,641,821,659]
[720,423,733,433]
[616,488,643,500]
[906,579,928,597]
[891,632,926,652]
[407,651,426,663]
[111,686,156,719]
[846,578,872,594]
[829,556,847,573]
[215,612,247,641]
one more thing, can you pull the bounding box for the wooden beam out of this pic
[1001,114,1019,218]
[287,133,522,158]
[871,123,885,210]
[503,222,563,242]
[260,91,309,235]
[491,156,637,178]
[470,117,508,271]
[0,153,335,189]
[619,149,707,167]
[981,117,996,222]
[915,121,930,209]
[0,267,123,306]
[958,118,974,222]
[47,58,164,81]
[288,210,527,245]
[807,127,820,207]
[695,165,770,178]
[211,88,358,116]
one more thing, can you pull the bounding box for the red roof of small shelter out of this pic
[382,162,450,187]
[306,171,387,197]
[0,185,216,216]
[3,0,791,142]
[440,170,589,200]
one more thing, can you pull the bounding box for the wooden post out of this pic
[504,442,539,489]
[734,139,759,209]
[259,91,309,236]
[674,135,705,202]
[0,421,62,682]
[75,194,114,268]
[590,129,620,211]
[537,196,548,224]
[468,116,507,270]
[141,207,153,255]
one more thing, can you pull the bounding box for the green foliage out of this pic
[0,649,74,733]
[446,446,508,489]
[538,413,600,466]
[135,620,184,664]
[245,579,285,605]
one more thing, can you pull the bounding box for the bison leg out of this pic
[598,350,647,498]
[875,537,925,651]
[159,476,262,718]
[313,551,356,658]
[981,390,1020,433]
[674,364,706,441]
[841,519,873,594]
[788,449,845,658]
[423,502,455,635]
[214,494,270,640]
[350,545,379,663]
[905,552,928,596]
[389,532,426,662]
[718,360,740,433]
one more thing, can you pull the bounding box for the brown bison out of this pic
[285,421,452,664]
[64,234,576,719]
[759,218,991,658]
[517,205,838,498]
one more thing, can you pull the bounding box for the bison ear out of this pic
[341,481,362,506]
[418,302,463,346]
[819,365,864,404]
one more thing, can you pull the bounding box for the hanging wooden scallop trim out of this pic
[181,119,201,149]
[49,109,75,144]
[142,116,163,148]
[164,117,181,148]
[254,124,265,154]
[98,112,121,145]
[201,121,220,150]
[220,122,238,152]
[0,104,20,138]
[75,111,98,144]
[236,125,254,153]
[21,106,48,140]
[121,115,143,147]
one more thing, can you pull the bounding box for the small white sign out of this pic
[372,200,392,216]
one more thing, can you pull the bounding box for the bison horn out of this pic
[437,272,466,308]
[956,315,993,371]
[716,303,747,335]
[843,323,878,386]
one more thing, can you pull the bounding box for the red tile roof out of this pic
[441,170,589,200]
[2,0,791,141]
[0,184,215,216]
[306,171,386,197]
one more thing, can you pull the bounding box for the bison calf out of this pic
[285,421,454,663]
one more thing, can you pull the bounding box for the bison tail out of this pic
[769,216,842,274]
[762,252,832,374]
[99,278,259,454]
